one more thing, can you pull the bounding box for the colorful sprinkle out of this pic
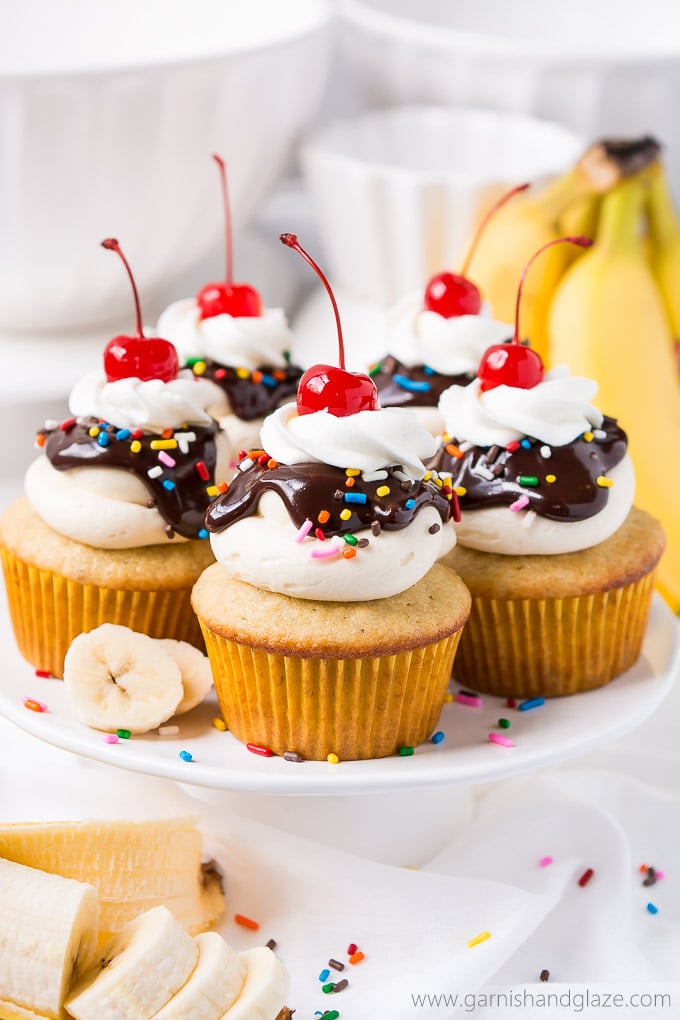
[455,692,482,707]
[265,938,277,950]
[322,983,336,994]
[162,479,176,491]
[582,430,594,442]
[488,732,514,748]
[333,978,349,992]
[34,669,52,679]
[519,697,545,711]
[283,751,305,762]
[467,931,491,948]
[646,902,659,915]
[115,728,131,739]
[376,485,391,498]
[596,476,614,488]
[150,439,178,450]
[179,750,193,762]
[498,718,511,729]
[344,492,367,505]
[104,734,119,744]
[518,475,539,487]
[327,753,339,764]
[329,959,345,971]
[234,913,260,930]
[23,698,47,713]
[319,969,331,982]
[345,468,361,477]
[578,868,594,887]
[212,717,227,732]
[197,528,209,540]
[404,498,416,510]
[130,440,142,454]
[520,439,532,449]
[311,544,342,559]
[247,743,273,757]
[445,443,463,459]
[540,969,550,982]
[349,951,365,965]
[506,698,517,708]
[431,731,445,744]
[97,432,109,447]
[398,746,415,756]
[147,465,163,479]
[545,474,557,484]
[339,508,352,521]
[539,856,553,868]
[347,943,358,955]
[158,725,180,736]
[317,510,331,524]
[393,374,431,392]
[506,440,520,452]
[510,495,530,512]
[295,519,313,542]
[539,445,551,459]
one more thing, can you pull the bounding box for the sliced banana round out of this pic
[63,624,183,735]
[154,932,245,1020]
[65,905,198,1020]
[221,947,290,1020]
[157,639,213,715]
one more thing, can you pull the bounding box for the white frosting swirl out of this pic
[438,366,604,448]
[260,403,438,477]
[157,298,294,371]
[379,293,512,375]
[69,369,219,433]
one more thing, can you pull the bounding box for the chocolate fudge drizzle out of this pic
[207,455,452,538]
[43,416,220,540]
[428,415,627,522]
[189,359,303,421]
[370,355,475,409]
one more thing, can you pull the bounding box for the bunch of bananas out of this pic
[464,138,680,612]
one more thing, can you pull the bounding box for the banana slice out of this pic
[157,639,213,715]
[65,905,197,1020]
[63,624,184,734]
[0,856,99,1020]
[221,947,290,1020]
[154,932,245,1020]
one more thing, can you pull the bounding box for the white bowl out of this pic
[336,0,680,192]
[300,105,585,304]
[0,0,332,333]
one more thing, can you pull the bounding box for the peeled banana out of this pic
[0,817,226,945]
[65,905,198,1020]
[153,932,245,1020]
[548,174,680,610]
[465,137,661,363]
[0,856,98,1020]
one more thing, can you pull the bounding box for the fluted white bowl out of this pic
[0,0,331,333]
[300,105,584,305]
[337,0,680,194]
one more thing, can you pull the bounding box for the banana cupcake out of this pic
[430,335,665,698]
[369,185,522,435]
[0,240,231,678]
[191,234,471,761]
[157,156,303,463]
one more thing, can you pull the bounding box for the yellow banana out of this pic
[465,137,660,364]
[646,159,680,368]
[548,175,680,611]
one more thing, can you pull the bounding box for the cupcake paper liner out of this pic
[451,571,658,699]
[199,622,464,761]
[1,548,203,679]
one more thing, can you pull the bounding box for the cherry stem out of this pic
[101,238,144,338]
[460,182,531,278]
[514,234,593,343]
[212,154,232,286]
[280,233,346,370]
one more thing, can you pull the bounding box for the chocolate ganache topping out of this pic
[427,415,627,522]
[42,416,220,540]
[206,451,453,539]
[369,355,473,409]
[188,358,303,421]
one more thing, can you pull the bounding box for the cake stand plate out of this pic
[0,589,677,796]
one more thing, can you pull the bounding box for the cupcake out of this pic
[429,262,665,697]
[191,234,471,761]
[0,240,231,678]
[368,185,524,435]
[157,156,303,463]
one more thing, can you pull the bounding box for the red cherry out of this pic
[197,281,262,320]
[198,154,262,320]
[423,183,529,318]
[423,272,482,317]
[101,239,178,383]
[280,233,379,418]
[477,234,593,393]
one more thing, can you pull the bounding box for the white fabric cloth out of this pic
[0,638,678,1019]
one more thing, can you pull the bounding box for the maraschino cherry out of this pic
[423,182,530,318]
[279,233,379,417]
[477,235,593,392]
[101,239,179,383]
[197,154,262,320]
